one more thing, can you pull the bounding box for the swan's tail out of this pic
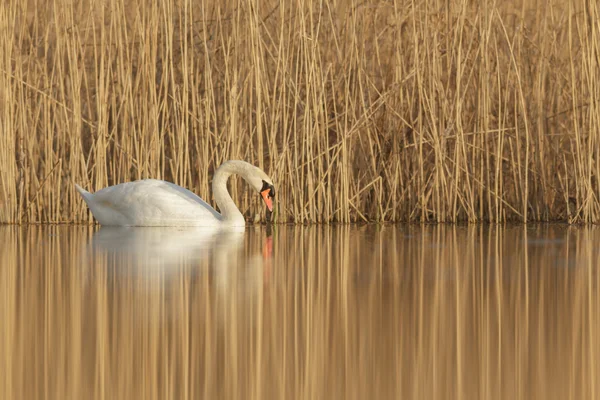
[75,184,104,224]
[75,184,91,201]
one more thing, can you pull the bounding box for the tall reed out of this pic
[1,0,599,223]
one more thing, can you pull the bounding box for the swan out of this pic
[75,160,275,227]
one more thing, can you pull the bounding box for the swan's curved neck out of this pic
[212,161,254,225]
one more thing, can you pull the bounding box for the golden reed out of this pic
[1,0,599,224]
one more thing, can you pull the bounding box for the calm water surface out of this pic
[1,224,599,399]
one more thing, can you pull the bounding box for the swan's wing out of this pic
[86,180,222,226]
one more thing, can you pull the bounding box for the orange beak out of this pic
[261,189,273,212]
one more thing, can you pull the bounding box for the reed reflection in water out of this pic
[0,224,599,399]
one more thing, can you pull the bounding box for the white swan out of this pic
[75,160,275,227]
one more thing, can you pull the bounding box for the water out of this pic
[1,224,599,399]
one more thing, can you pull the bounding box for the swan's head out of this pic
[216,160,276,217]
[259,179,276,213]
[247,166,275,213]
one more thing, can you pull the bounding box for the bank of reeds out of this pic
[1,0,599,224]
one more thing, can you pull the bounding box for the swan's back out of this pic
[76,180,223,226]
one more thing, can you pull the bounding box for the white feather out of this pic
[75,160,274,227]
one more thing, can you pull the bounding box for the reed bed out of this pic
[0,0,599,224]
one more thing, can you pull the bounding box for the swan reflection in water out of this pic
[83,226,274,297]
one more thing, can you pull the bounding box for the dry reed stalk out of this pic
[0,0,599,224]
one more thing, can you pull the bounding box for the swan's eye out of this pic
[269,186,275,198]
